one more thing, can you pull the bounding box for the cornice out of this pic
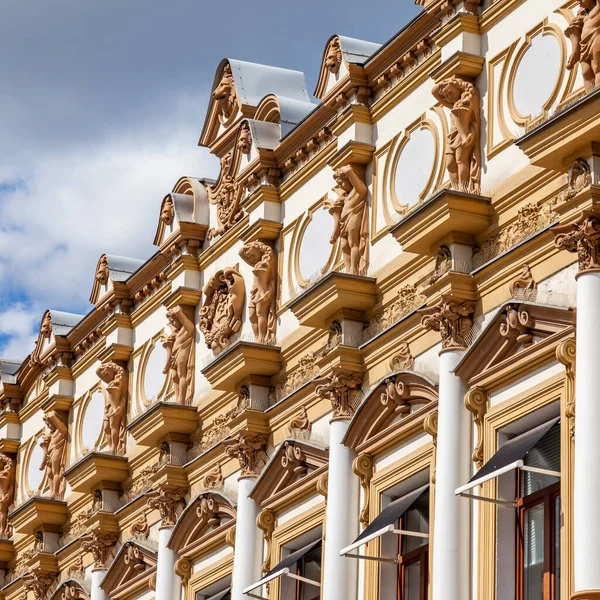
[197,216,249,271]
[129,283,172,329]
[71,338,107,379]
[431,12,480,48]
[480,0,527,33]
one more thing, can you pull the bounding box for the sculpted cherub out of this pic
[40,410,68,499]
[162,306,196,405]
[239,241,277,345]
[326,164,370,276]
[0,454,15,538]
[432,76,481,194]
[213,64,238,123]
[96,361,128,454]
[566,0,600,93]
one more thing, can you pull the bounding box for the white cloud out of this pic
[0,92,218,359]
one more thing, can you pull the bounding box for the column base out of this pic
[572,592,600,599]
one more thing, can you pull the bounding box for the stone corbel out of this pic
[257,509,276,575]
[556,338,576,440]
[316,472,329,499]
[464,387,488,468]
[423,410,439,484]
[174,557,192,586]
[225,525,236,548]
[353,454,373,528]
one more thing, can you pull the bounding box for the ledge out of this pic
[9,497,68,535]
[63,452,129,494]
[390,188,492,255]
[26,551,58,573]
[201,341,282,392]
[98,343,133,364]
[517,87,600,170]
[288,272,378,328]
[0,539,14,565]
[126,402,199,447]
[40,394,73,413]
[80,509,120,534]
[430,50,484,82]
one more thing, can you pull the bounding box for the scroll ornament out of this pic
[96,361,128,454]
[565,1,600,93]
[162,305,195,405]
[199,265,246,353]
[353,453,373,528]
[239,241,277,345]
[432,75,481,194]
[464,387,488,468]
[326,164,370,276]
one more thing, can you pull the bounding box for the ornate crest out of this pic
[207,153,244,239]
[213,63,238,124]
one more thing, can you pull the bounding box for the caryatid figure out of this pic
[432,75,481,194]
[566,0,600,93]
[96,361,128,454]
[239,241,277,345]
[40,410,68,499]
[327,163,370,276]
[162,305,196,405]
[0,454,15,538]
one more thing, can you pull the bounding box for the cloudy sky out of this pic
[0,0,420,359]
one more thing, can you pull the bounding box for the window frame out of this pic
[396,510,429,600]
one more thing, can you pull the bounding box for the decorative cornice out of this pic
[419,296,475,351]
[552,210,600,274]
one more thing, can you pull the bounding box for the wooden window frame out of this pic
[294,545,322,600]
[396,514,429,600]
[515,480,560,600]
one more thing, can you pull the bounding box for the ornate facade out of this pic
[2,1,600,599]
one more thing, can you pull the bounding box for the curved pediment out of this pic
[101,540,157,597]
[89,254,144,305]
[455,300,576,385]
[30,309,83,368]
[250,439,329,505]
[49,579,90,600]
[199,58,311,148]
[254,94,315,137]
[153,177,211,248]
[344,371,438,449]
[168,491,236,554]
[314,34,381,100]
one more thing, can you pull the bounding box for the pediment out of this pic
[168,491,236,554]
[199,58,311,149]
[153,176,211,249]
[100,540,157,596]
[344,371,438,449]
[250,439,328,505]
[49,579,90,600]
[89,254,144,305]
[30,310,82,367]
[455,301,576,385]
[314,35,381,100]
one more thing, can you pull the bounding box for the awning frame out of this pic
[243,565,321,599]
[455,459,561,507]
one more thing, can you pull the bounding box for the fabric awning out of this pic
[205,588,231,600]
[340,484,429,556]
[456,417,560,497]
[243,539,322,595]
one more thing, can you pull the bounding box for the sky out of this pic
[0,0,421,359]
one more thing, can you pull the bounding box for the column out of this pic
[314,368,361,600]
[420,297,474,600]
[91,568,109,600]
[553,211,600,598]
[224,431,267,600]
[155,526,180,600]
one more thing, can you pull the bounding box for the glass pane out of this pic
[401,492,430,554]
[555,497,561,600]
[522,423,560,496]
[523,504,545,600]
[299,546,322,600]
[403,561,421,600]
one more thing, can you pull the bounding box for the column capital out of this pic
[552,210,600,274]
[419,295,475,351]
[313,368,364,421]
[81,531,118,570]
[223,431,268,479]
[146,485,187,527]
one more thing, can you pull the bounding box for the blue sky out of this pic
[0,0,420,358]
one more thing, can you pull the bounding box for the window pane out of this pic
[401,492,429,554]
[299,546,322,600]
[403,561,421,600]
[523,504,545,600]
[522,423,560,496]
[555,496,561,600]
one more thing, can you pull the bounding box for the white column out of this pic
[573,271,600,593]
[155,526,181,600]
[431,349,471,600]
[231,477,262,600]
[91,569,109,600]
[321,419,359,600]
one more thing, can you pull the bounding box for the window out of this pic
[397,491,429,600]
[293,543,322,600]
[516,423,560,600]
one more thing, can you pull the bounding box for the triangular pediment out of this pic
[250,439,329,505]
[345,371,438,449]
[168,491,236,554]
[101,540,157,596]
[455,300,576,384]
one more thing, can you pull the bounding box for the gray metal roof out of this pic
[275,95,317,136]
[244,119,281,150]
[338,35,381,64]
[0,359,21,383]
[104,255,145,282]
[47,310,84,336]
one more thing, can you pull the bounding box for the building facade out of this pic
[1,0,599,598]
